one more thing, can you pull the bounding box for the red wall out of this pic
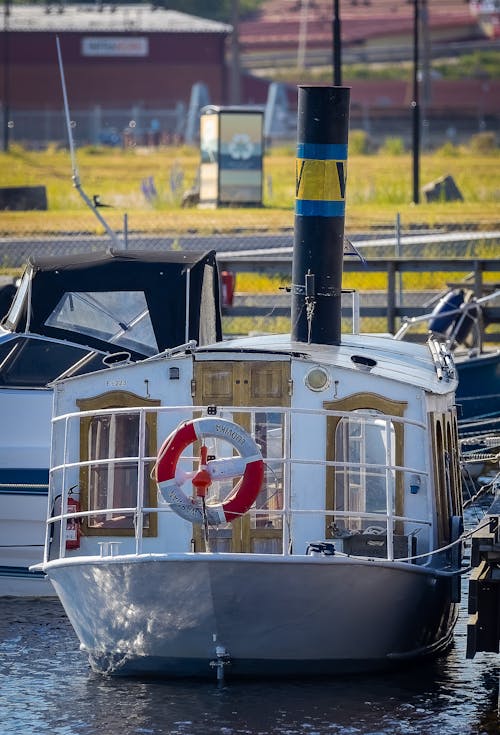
[0,31,228,109]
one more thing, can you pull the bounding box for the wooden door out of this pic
[193,359,291,552]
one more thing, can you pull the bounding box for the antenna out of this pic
[56,35,121,247]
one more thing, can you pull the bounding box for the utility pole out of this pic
[229,0,241,105]
[297,0,309,70]
[420,0,431,150]
[2,0,10,152]
[332,0,341,86]
[412,0,420,204]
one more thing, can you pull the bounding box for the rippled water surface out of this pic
[2,503,500,735]
[1,591,498,735]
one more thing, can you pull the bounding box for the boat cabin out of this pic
[47,330,462,566]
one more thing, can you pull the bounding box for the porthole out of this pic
[305,366,330,392]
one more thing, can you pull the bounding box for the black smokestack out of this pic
[291,86,350,345]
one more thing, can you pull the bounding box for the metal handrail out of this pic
[47,403,432,564]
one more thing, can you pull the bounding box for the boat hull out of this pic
[456,350,500,430]
[0,387,53,596]
[44,553,458,678]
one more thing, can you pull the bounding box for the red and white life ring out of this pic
[155,417,264,525]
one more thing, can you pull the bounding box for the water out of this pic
[2,498,500,735]
[1,590,498,735]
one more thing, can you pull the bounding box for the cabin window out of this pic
[189,411,285,554]
[77,391,159,537]
[325,393,406,537]
[249,411,284,553]
[334,411,394,532]
[87,413,146,530]
[430,411,461,545]
[0,335,102,387]
[46,291,158,356]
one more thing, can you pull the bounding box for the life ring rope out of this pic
[155,417,264,526]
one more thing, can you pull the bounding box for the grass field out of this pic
[0,143,499,237]
[0,142,498,337]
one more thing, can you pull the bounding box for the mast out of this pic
[56,36,121,247]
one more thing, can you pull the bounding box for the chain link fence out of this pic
[0,226,498,340]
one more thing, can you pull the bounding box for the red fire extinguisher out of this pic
[66,495,81,550]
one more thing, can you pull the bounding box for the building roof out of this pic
[240,0,482,51]
[4,4,232,34]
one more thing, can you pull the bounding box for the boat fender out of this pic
[155,417,264,525]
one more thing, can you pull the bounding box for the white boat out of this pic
[395,285,500,438]
[35,87,464,678]
[0,248,221,596]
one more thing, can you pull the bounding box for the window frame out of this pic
[324,392,407,537]
[77,390,160,537]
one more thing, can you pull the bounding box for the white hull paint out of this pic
[46,553,458,677]
[0,569,53,597]
[0,389,53,596]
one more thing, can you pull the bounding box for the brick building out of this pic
[0,4,232,143]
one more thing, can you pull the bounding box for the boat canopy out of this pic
[2,249,222,359]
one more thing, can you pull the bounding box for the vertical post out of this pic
[292,86,350,346]
[473,259,483,299]
[412,0,420,204]
[297,0,309,70]
[332,0,342,86]
[135,407,146,556]
[395,212,403,309]
[123,213,128,249]
[384,417,394,561]
[387,260,396,335]
[229,0,241,105]
[2,0,11,152]
[395,212,401,255]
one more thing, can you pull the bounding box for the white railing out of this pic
[46,404,431,564]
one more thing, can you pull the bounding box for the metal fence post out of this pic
[387,260,396,334]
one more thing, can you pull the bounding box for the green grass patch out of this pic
[0,143,498,238]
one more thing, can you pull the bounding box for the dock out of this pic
[467,492,500,658]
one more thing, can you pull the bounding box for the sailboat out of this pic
[34,86,464,678]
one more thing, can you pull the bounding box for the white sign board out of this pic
[81,37,149,57]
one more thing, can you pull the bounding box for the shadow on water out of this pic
[0,596,499,735]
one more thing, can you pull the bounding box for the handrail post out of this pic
[385,417,395,561]
[282,408,292,556]
[58,414,71,560]
[135,407,147,555]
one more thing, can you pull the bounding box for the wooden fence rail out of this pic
[217,257,500,342]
